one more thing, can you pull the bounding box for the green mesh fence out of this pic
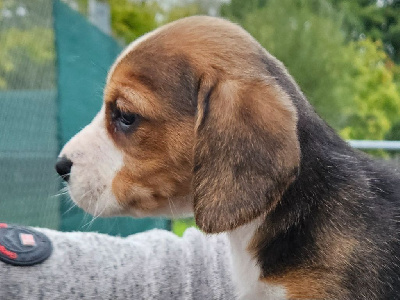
[0,0,59,228]
[0,0,169,235]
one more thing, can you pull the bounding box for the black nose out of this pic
[55,156,73,182]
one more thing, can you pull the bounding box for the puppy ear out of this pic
[193,75,300,233]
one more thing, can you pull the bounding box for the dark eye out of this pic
[112,108,139,132]
[120,111,136,126]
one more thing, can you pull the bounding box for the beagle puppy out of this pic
[56,16,400,299]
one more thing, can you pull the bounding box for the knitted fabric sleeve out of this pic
[0,227,236,300]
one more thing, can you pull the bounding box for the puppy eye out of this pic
[120,111,136,126]
[112,108,139,132]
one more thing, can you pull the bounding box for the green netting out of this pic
[0,90,59,228]
[0,0,169,236]
[0,0,59,228]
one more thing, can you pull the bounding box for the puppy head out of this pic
[58,16,300,232]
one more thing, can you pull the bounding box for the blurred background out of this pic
[0,0,399,237]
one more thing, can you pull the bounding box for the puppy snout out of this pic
[55,156,73,182]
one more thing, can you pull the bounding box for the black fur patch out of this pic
[251,50,400,298]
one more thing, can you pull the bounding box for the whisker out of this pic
[168,198,177,219]
[51,191,69,198]
[52,186,69,198]
[83,203,107,229]
[62,202,77,216]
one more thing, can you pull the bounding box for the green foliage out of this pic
[386,120,400,140]
[109,0,159,44]
[220,0,267,21]
[162,3,203,24]
[109,0,205,44]
[0,28,55,90]
[329,0,400,63]
[340,39,400,140]
[172,218,196,237]
[0,0,55,89]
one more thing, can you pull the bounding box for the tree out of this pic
[220,0,267,21]
[386,121,400,140]
[340,39,400,140]
[161,2,203,24]
[329,0,400,63]
[109,0,159,44]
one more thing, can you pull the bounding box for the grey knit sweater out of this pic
[0,227,236,300]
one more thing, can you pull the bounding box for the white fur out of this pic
[59,107,124,217]
[228,219,287,300]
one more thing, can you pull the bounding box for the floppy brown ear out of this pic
[193,75,300,233]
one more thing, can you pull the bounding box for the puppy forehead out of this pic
[106,16,231,82]
[107,15,250,81]
[106,36,198,118]
[104,16,262,119]
[107,24,166,85]
[105,61,196,120]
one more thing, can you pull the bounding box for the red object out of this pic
[0,223,8,228]
[0,244,17,259]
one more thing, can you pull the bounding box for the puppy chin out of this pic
[67,182,124,217]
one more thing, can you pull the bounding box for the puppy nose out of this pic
[55,156,73,182]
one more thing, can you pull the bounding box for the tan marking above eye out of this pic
[108,81,166,121]
[115,98,134,114]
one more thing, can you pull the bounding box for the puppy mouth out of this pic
[58,162,113,216]
[67,184,121,217]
